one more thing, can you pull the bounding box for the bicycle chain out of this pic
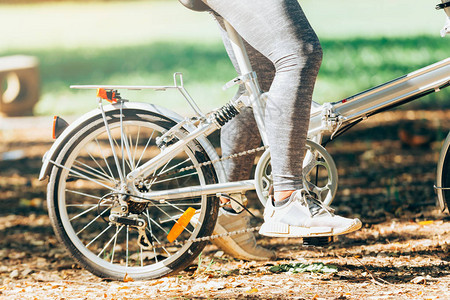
[144,145,268,185]
[178,145,268,173]
[141,145,269,250]
[143,226,262,250]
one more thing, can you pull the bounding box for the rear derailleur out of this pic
[107,195,153,250]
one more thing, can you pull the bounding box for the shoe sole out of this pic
[212,223,276,261]
[258,219,362,238]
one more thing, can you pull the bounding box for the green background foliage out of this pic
[0,0,448,116]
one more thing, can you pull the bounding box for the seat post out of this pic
[222,20,253,75]
[223,20,268,145]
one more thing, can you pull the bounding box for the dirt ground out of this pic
[0,110,449,300]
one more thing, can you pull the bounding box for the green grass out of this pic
[0,0,449,116]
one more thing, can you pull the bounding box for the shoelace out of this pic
[297,189,334,217]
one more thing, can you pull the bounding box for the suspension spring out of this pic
[213,103,240,126]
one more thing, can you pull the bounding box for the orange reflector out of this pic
[97,88,107,99]
[167,207,196,243]
[96,88,118,103]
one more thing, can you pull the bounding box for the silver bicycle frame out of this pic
[308,58,450,139]
[122,20,269,198]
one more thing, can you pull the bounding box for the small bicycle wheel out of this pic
[47,108,218,280]
[255,140,338,207]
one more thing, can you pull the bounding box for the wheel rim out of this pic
[56,118,209,275]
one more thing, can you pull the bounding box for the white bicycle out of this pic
[39,1,450,280]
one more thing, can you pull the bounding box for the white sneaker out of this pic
[259,189,362,238]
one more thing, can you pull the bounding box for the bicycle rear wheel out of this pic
[47,109,218,280]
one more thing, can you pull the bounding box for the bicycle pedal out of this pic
[302,236,334,247]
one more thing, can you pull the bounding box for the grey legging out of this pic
[204,0,322,191]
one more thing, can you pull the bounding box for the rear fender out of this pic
[39,102,226,182]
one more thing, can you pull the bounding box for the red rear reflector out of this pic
[52,116,69,139]
[52,116,58,139]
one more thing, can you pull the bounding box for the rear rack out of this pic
[70,73,205,117]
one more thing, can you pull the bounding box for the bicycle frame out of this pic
[60,20,450,207]
[120,20,269,200]
[308,58,450,140]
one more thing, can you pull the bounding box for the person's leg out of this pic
[212,14,274,185]
[204,0,321,196]
[204,0,361,237]
[205,14,276,261]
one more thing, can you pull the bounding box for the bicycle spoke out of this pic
[151,171,198,185]
[95,138,116,181]
[111,225,119,263]
[75,157,115,183]
[157,157,192,176]
[145,225,171,258]
[127,130,136,169]
[157,156,174,177]
[98,105,125,183]
[154,202,202,208]
[143,212,168,234]
[121,122,135,174]
[72,161,114,184]
[98,225,124,258]
[126,225,129,268]
[86,224,112,248]
[65,189,103,201]
[145,209,159,263]
[51,159,117,192]
[69,204,101,222]
[76,207,111,236]
[112,135,133,175]
[160,199,188,214]
[66,204,98,208]
[136,129,155,167]
[84,145,116,182]
[132,126,141,168]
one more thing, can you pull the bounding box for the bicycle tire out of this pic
[47,108,218,280]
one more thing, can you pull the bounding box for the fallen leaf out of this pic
[214,251,224,258]
[123,273,134,282]
[418,220,434,226]
[118,286,130,290]
[9,270,19,279]
[410,276,439,284]
[148,280,165,286]
[245,288,258,294]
